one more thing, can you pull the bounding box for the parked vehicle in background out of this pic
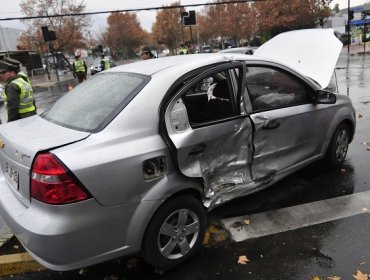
[220,46,258,55]
[0,29,356,273]
[201,45,211,53]
[90,56,116,75]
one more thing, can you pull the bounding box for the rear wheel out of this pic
[142,195,206,270]
[325,123,350,166]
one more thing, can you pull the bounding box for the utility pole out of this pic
[347,0,351,53]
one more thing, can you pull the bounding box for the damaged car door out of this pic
[163,62,255,209]
[244,65,333,180]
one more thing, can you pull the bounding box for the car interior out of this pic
[182,71,235,125]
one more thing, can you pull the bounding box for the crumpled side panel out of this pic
[250,114,280,178]
[173,117,259,210]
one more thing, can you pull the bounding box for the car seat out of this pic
[205,80,233,120]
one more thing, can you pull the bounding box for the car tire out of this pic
[325,123,350,166]
[142,195,206,271]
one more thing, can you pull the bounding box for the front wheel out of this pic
[142,195,206,271]
[325,123,350,166]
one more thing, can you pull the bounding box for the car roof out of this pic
[219,47,257,54]
[108,53,265,76]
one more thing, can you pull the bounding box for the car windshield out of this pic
[41,73,149,132]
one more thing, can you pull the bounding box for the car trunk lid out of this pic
[0,116,90,206]
[254,29,342,89]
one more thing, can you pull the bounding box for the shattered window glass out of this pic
[245,67,310,111]
[182,70,235,124]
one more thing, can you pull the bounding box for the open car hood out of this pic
[254,29,343,89]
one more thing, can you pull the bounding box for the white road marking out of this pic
[221,190,370,242]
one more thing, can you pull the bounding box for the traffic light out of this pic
[349,10,354,21]
[41,26,56,42]
[182,10,196,26]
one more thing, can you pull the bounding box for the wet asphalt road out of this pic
[1,49,370,279]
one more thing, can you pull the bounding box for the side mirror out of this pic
[314,90,336,104]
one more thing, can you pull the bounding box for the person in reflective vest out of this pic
[3,56,30,83]
[0,58,36,122]
[72,54,87,83]
[179,44,188,55]
[100,54,110,71]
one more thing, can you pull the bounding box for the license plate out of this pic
[4,162,19,190]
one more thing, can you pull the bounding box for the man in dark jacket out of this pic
[0,58,37,122]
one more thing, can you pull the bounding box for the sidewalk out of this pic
[348,42,370,55]
[30,70,78,93]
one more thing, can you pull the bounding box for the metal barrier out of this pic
[31,68,46,76]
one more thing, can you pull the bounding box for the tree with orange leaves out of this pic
[225,2,258,46]
[100,12,148,59]
[18,0,90,53]
[152,2,184,54]
[255,0,332,36]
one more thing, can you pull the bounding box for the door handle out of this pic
[188,143,207,155]
[262,120,280,130]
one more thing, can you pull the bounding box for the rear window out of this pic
[41,72,149,132]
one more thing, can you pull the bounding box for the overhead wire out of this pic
[0,0,264,21]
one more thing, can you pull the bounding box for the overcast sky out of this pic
[0,0,368,32]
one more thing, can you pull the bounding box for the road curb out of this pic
[0,252,46,276]
[1,232,46,276]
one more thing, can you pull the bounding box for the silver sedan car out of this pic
[0,29,356,271]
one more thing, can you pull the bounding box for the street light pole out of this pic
[348,0,350,52]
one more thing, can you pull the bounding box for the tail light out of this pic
[31,153,91,205]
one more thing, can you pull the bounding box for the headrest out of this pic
[212,80,229,99]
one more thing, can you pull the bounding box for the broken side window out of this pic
[181,70,236,125]
[245,66,311,111]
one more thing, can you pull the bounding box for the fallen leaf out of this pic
[312,276,321,280]
[353,270,368,280]
[238,255,250,265]
[207,224,221,233]
[244,219,251,225]
[327,276,341,280]
[78,268,87,276]
[202,231,210,246]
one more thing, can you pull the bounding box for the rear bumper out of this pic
[0,175,157,271]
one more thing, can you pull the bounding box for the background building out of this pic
[0,25,23,51]
[327,3,370,43]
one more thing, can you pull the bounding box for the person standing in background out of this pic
[3,56,30,83]
[100,53,110,71]
[0,58,36,122]
[72,54,87,83]
[140,45,155,60]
